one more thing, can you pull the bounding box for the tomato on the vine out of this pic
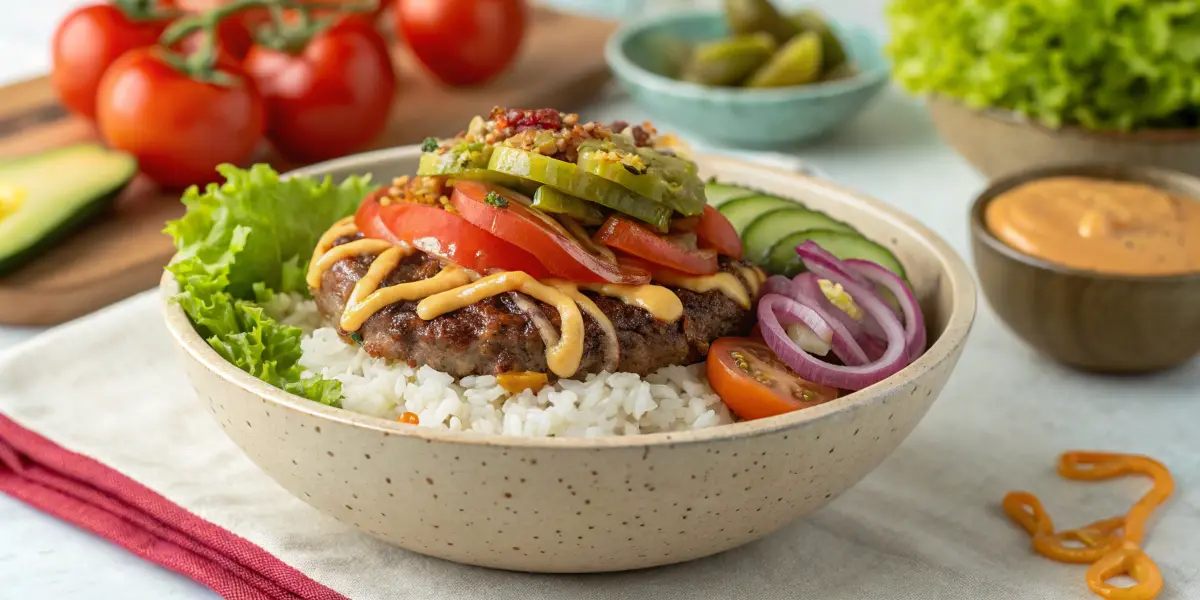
[96,47,265,189]
[51,3,173,119]
[394,0,526,86]
[244,14,396,162]
[178,17,254,61]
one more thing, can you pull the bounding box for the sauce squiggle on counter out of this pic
[304,219,764,378]
[986,177,1200,276]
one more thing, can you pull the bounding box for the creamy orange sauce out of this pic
[651,270,753,309]
[580,282,683,322]
[304,220,765,378]
[417,271,586,378]
[986,177,1200,276]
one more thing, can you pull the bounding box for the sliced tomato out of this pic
[594,215,719,275]
[707,337,839,421]
[695,205,743,259]
[355,189,552,278]
[450,180,650,285]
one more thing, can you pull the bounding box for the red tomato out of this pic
[96,48,265,189]
[450,181,651,285]
[51,5,170,119]
[696,205,743,259]
[594,215,719,275]
[707,338,840,421]
[178,17,255,61]
[244,16,396,163]
[356,189,552,277]
[395,0,527,86]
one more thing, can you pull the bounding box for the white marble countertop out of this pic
[7,2,1183,599]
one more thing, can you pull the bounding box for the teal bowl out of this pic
[605,10,890,149]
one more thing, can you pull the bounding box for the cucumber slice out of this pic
[741,207,856,264]
[766,229,906,279]
[704,182,758,207]
[716,194,797,234]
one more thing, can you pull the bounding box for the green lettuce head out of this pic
[886,0,1200,131]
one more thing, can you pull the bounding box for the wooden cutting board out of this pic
[0,8,616,326]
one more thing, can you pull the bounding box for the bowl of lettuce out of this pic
[887,0,1200,178]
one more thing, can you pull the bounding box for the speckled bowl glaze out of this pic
[605,11,890,149]
[161,146,976,573]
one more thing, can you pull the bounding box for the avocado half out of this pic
[0,144,138,276]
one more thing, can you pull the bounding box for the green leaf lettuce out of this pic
[887,0,1200,130]
[164,164,378,407]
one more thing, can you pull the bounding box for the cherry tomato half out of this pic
[356,188,552,278]
[245,15,396,163]
[96,48,265,189]
[594,215,719,275]
[707,337,840,421]
[450,180,650,285]
[395,0,527,86]
[51,5,170,119]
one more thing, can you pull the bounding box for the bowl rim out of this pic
[930,95,1200,143]
[603,8,890,102]
[161,145,977,450]
[970,162,1200,283]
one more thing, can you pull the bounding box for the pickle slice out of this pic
[745,32,823,88]
[418,153,535,194]
[418,148,490,175]
[791,8,847,72]
[724,0,798,45]
[680,33,776,87]
[487,146,672,231]
[576,143,706,216]
[531,186,605,226]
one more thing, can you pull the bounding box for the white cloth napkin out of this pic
[2,291,1199,600]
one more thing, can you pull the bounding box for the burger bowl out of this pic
[161,144,977,573]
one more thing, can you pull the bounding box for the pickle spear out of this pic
[576,142,706,216]
[791,8,847,72]
[488,146,672,231]
[724,0,798,45]
[745,31,823,88]
[531,186,605,225]
[680,33,776,86]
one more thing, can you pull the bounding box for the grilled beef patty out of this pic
[312,236,757,378]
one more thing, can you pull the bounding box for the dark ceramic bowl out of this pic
[970,163,1200,373]
[930,96,1200,180]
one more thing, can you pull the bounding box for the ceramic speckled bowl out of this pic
[161,146,976,573]
[605,11,890,149]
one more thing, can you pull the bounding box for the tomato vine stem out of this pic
[113,0,181,22]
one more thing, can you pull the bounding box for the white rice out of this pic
[287,299,735,437]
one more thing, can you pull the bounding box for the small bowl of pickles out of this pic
[605,1,889,149]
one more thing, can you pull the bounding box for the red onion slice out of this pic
[763,275,796,297]
[758,293,907,391]
[792,273,865,338]
[786,273,869,366]
[795,242,870,287]
[845,259,926,361]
